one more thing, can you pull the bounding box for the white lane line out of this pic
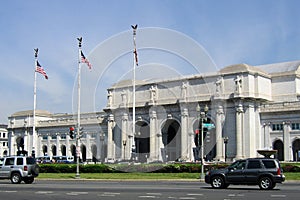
[146,193,162,195]
[36,191,54,194]
[187,193,203,196]
[179,197,196,200]
[138,196,157,198]
[66,192,88,196]
[271,194,287,198]
[2,191,17,193]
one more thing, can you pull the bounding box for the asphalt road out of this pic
[0,180,299,200]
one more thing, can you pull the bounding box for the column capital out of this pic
[122,113,128,121]
[150,110,157,119]
[181,108,188,118]
[108,114,114,122]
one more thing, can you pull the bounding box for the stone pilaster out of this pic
[215,105,224,161]
[149,110,158,161]
[235,102,244,159]
[107,114,115,161]
[180,108,189,160]
[283,121,291,161]
[121,113,129,160]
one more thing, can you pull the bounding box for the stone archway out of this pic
[161,119,181,162]
[61,145,66,156]
[52,145,56,156]
[273,140,284,161]
[71,145,76,158]
[42,145,47,156]
[81,145,86,162]
[134,121,150,162]
[292,139,300,161]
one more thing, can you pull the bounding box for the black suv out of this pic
[205,158,285,190]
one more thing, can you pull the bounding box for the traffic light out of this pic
[69,127,75,139]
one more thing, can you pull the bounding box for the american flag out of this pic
[35,61,48,79]
[80,50,92,69]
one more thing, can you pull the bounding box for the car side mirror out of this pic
[228,166,234,171]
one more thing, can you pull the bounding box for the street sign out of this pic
[203,123,215,129]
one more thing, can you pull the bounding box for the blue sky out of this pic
[1,0,300,123]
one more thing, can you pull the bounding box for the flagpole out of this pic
[76,37,82,179]
[32,48,38,158]
[132,24,138,160]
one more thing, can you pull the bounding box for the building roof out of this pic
[256,60,300,74]
[11,110,52,117]
[219,63,267,75]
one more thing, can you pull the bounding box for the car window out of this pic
[230,160,246,170]
[17,158,23,165]
[262,160,276,168]
[26,157,36,165]
[247,160,262,169]
[5,158,14,166]
[0,158,4,165]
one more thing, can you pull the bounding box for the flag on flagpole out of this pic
[35,61,48,79]
[80,50,92,69]
[133,48,138,66]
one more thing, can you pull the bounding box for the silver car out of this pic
[0,156,39,184]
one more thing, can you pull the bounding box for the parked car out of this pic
[0,156,39,184]
[205,158,285,190]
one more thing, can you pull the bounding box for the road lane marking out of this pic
[187,193,203,196]
[271,194,287,198]
[36,191,54,194]
[138,196,157,198]
[146,193,162,195]
[66,192,88,196]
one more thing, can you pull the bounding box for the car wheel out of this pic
[23,177,34,184]
[211,176,225,189]
[11,173,22,184]
[259,177,273,190]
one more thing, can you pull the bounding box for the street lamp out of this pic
[223,137,229,162]
[197,103,209,180]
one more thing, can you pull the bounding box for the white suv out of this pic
[0,156,39,184]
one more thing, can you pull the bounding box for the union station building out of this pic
[7,61,300,162]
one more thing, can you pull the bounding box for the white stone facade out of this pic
[6,61,300,162]
[0,125,8,157]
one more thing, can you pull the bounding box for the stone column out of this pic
[121,113,129,160]
[36,134,42,157]
[149,110,158,161]
[283,122,291,161]
[8,131,15,156]
[47,134,52,157]
[235,102,244,159]
[181,108,189,160]
[263,122,271,149]
[86,133,92,161]
[56,133,61,156]
[95,132,101,161]
[107,114,115,161]
[24,129,28,154]
[66,134,71,156]
[215,105,224,161]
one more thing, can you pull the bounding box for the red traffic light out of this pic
[69,127,75,131]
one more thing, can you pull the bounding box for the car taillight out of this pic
[24,166,28,171]
[277,168,281,175]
